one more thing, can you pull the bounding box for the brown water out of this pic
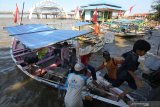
[0,18,159,107]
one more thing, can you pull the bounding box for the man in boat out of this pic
[64,63,87,107]
[74,41,97,84]
[114,39,151,98]
[96,40,151,98]
[61,42,70,68]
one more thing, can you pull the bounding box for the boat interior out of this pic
[11,32,134,106]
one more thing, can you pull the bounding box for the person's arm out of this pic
[79,45,94,56]
[128,70,137,80]
[118,87,134,99]
[96,62,105,72]
[120,54,143,89]
[118,87,129,98]
[128,70,143,88]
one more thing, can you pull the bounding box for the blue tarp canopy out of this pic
[4,24,91,50]
[74,22,92,27]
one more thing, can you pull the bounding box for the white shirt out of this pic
[74,41,93,63]
[65,73,86,107]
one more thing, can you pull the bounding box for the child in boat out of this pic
[61,42,70,68]
[113,40,151,98]
[64,63,87,107]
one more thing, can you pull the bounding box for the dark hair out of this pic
[24,56,38,64]
[72,48,76,53]
[103,51,110,59]
[63,42,68,46]
[133,40,151,52]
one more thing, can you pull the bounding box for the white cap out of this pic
[74,63,85,71]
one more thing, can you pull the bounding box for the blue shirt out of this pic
[117,50,139,80]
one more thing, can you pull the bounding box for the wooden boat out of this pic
[4,24,134,107]
[101,19,147,37]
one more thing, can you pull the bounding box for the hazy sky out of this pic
[0,0,153,14]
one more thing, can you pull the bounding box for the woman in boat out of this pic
[64,63,87,107]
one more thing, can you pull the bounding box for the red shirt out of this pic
[81,54,90,66]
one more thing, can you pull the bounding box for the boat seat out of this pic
[14,50,35,57]
[13,48,29,55]
[17,53,56,68]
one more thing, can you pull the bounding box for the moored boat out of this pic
[4,24,134,107]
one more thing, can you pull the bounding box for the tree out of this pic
[151,0,160,21]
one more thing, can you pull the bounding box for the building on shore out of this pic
[127,13,153,19]
[80,0,125,22]
[29,0,66,19]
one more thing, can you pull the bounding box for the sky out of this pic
[0,0,154,14]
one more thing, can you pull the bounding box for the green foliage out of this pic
[151,0,160,21]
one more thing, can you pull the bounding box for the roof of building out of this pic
[83,5,124,11]
[80,0,124,11]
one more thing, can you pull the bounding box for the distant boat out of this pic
[101,19,147,37]
[4,24,134,107]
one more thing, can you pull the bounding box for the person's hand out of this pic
[92,80,99,87]
[91,42,96,46]
[85,95,92,101]
[118,92,126,99]
[135,78,143,88]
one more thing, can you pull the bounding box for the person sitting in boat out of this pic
[97,40,151,98]
[61,42,70,68]
[64,63,87,107]
[24,56,46,76]
[36,47,49,60]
